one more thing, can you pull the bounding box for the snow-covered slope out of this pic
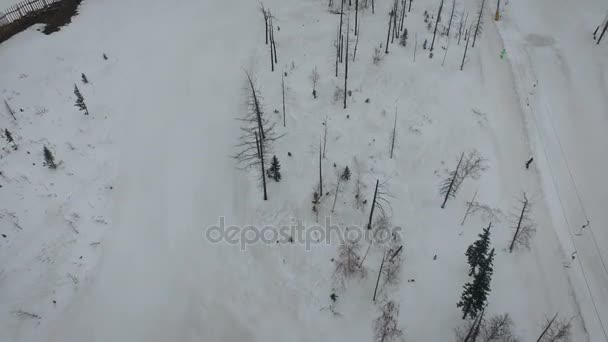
[1,0,606,341]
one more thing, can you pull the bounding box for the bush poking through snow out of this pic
[373,45,384,64]
[81,73,89,84]
[43,146,57,169]
[373,301,403,342]
[333,238,366,287]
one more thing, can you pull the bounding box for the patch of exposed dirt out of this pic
[0,0,82,44]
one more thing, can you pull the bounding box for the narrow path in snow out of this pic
[497,0,608,340]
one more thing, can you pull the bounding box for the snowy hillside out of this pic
[1,0,607,341]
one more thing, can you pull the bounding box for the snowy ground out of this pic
[1,0,607,341]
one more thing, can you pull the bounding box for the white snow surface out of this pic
[0,0,607,341]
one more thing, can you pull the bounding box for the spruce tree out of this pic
[267,155,281,181]
[341,166,351,181]
[43,146,57,169]
[81,73,89,84]
[74,84,89,115]
[458,248,495,319]
[465,222,492,276]
[4,128,17,150]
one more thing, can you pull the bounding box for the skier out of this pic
[525,157,534,169]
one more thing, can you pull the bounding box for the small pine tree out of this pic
[458,248,495,319]
[399,28,408,46]
[465,223,492,276]
[267,155,281,181]
[43,146,57,169]
[74,84,89,115]
[4,128,17,150]
[81,73,89,84]
[103,53,108,60]
[341,166,351,181]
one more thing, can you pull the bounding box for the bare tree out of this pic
[334,238,367,287]
[311,66,320,99]
[234,72,280,200]
[509,192,535,252]
[446,0,456,37]
[389,108,397,159]
[355,0,360,35]
[385,9,394,53]
[472,0,486,48]
[597,15,608,45]
[430,0,445,53]
[440,150,487,208]
[282,73,286,127]
[374,301,403,342]
[260,2,269,45]
[319,138,323,195]
[462,192,504,225]
[458,11,469,45]
[482,314,519,342]
[4,100,16,120]
[344,12,350,109]
[494,0,500,21]
[456,313,519,342]
[440,152,465,208]
[367,179,394,229]
[537,313,572,342]
[461,26,472,70]
[399,0,406,32]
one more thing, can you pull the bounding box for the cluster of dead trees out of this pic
[259,3,279,72]
[455,311,573,342]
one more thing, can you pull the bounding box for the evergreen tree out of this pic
[465,222,492,276]
[341,166,351,181]
[103,53,108,60]
[458,248,495,319]
[267,155,281,181]
[81,73,89,84]
[43,146,57,169]
[74,84,89,115]
[4,128,17,150]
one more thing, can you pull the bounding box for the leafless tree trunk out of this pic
[494,0,500,21]
[461,190,478,225]
[399,0,406,32]
[323,117,328,158]
[408,0,412,12]
[414,32,418,61]
[441,152,464,208]
[458,11,469,45]
[260,3,269,45]
[368,179,379,229]
[392,0,399,41]
[472,0,486,48]
[4,100,16,120]
[282,74,286,127]
[461,28,471,70]
[355,0,359,35]
[447,0,456,37]
[430,0,444,52]
[598,17,608,44]
[509,192,535,252]
[390,108,397,159]
[332,174,341,212]
[339,0,345,58]
[373,250,387,301]
[536,313,559,342]
[235,73,280,200]
[344,13,350,109]
[319,139,323,195]
[385,10,393,53]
